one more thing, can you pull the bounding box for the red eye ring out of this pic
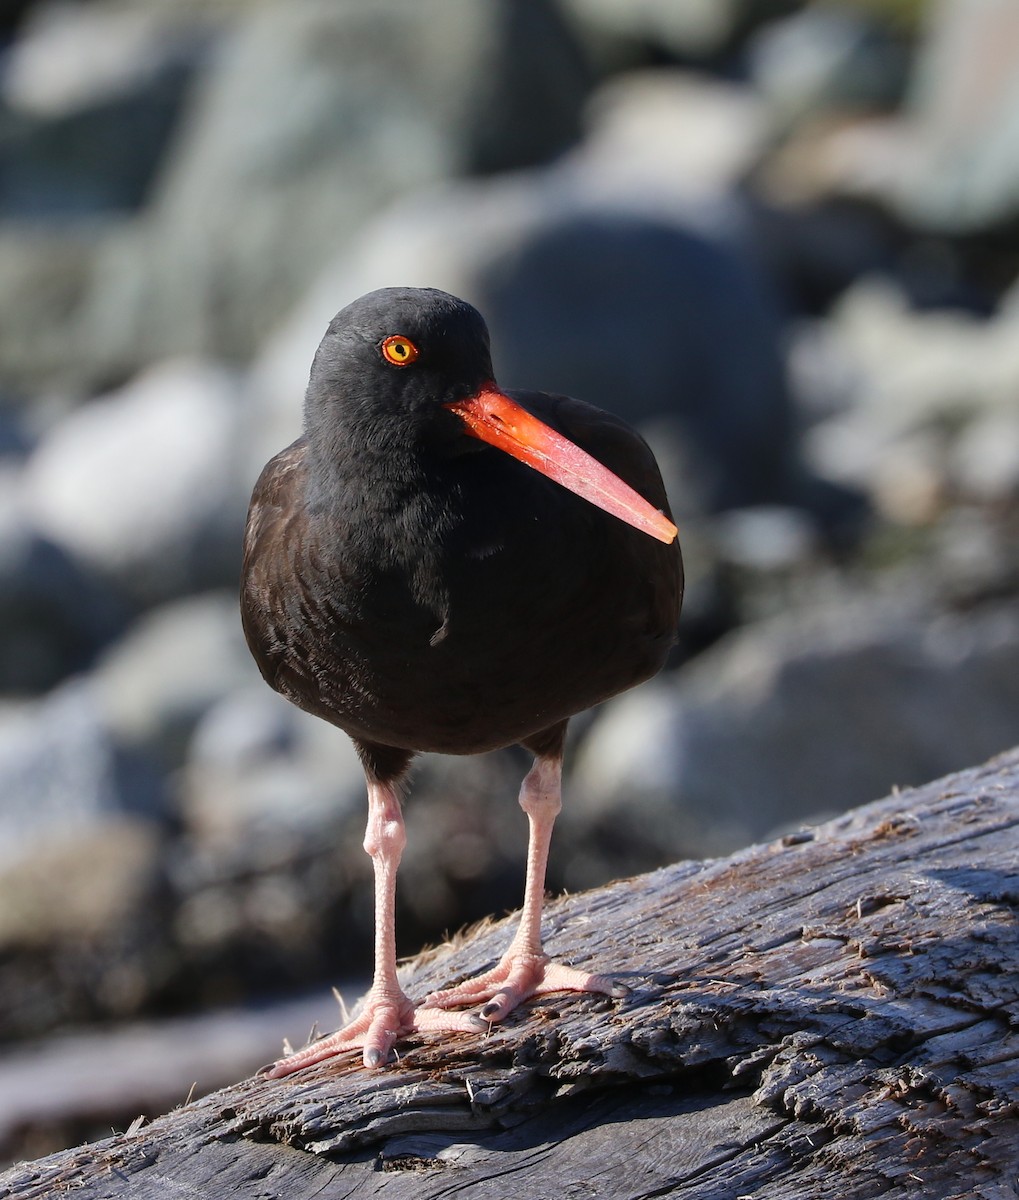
[380,334,420,367]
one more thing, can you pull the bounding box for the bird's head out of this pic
[304,286,677,544]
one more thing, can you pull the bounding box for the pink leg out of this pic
[420,755,622,1023]
[265,776,474,1077]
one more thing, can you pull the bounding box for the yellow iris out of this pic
[380,334,419,367]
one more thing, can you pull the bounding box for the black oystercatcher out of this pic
[241,287,682,1074]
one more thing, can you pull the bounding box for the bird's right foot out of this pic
[263,988,416,1076]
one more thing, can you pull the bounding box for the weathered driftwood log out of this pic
[3,749,1019,1199]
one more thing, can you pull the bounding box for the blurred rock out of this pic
[0,818,160,947]
[0,2,208,219]
[575,70,770,213]
[0,815,169,1039]
[0,228,97,393]
[0,404,31,459]
[572,598,1019,858]
[183,685,364,842]
[0,681,167,858]
[557,684,695,890]
[712,505,817,572]
[892,0,1019,232]
[398,750,532,950]
[804,280,1019,516]
[0,680,174,1034]
[0,470,125,694]
[23,358,248,606]
[0,0,590,390]
[763,0,1019,241]
[748,5,909,125]
[744,193,906,316]
[170,684,370,999]
[952,408,1019,502]
[562,0,799,64]
[95,592,256,766]
[930,506,1019,610]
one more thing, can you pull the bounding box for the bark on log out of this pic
[3,749,1019,1200]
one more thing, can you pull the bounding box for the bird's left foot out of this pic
[263,988,480,1077]
[421,951,625,1026]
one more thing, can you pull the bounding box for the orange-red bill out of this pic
[446,386,678,545]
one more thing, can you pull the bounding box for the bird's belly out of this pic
[281,606,667,756]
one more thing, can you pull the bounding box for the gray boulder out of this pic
[0,1,207,220]
[803,279,1019,520]
[0,679,171,1036]
[0,815,168,1037]
[0,0,590,390]
[562,0,796,64]
[571,599,1019,866]
[94,591,257,767]
[0,680,166,854]
[0,469,124,694]
[747,5,909,125]
[22,359,248,606]
[183,684,365,842]
[0,228,97,393]
[0,1,215,392]
[892,0,1019,232]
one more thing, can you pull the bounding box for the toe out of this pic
[361,1007,403,1068]
[412,1006,488,1034]
[479,990,516,1021]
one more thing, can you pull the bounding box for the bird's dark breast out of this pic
[241,408,681,757]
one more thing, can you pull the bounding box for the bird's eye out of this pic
[380,334,420,367]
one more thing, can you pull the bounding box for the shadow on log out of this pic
[3,749,1019,1199]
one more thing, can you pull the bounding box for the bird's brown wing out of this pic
[239,438,439,761]
[239,438,313,697]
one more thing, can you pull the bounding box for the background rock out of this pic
[0,682,172,1038]
[0,681,167,855]
[0,473,124,693]
[0,818,167,1038]
[562,0,801,65]
[23,359,248,606]
[94,591,257,765]
[572,598,1019,859]
[0,1,209,219]
[891,0,1019,233]
[748,5,909,125]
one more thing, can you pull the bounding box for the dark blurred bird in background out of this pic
[241,286,682,1074]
